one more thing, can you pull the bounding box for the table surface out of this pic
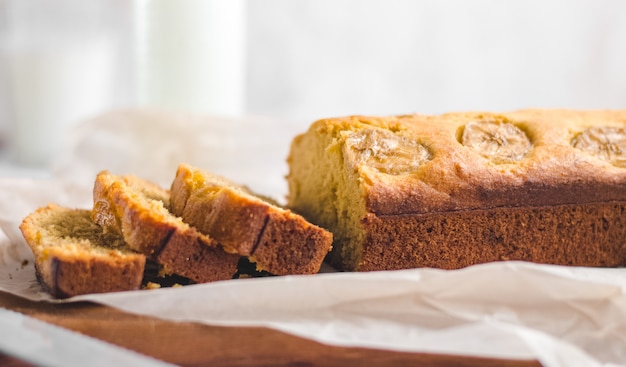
[0,290,542,367]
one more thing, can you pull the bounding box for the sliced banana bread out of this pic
[19,204,145,298]
[170,163,333,275]
[92,171,240,283]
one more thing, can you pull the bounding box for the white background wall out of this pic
[1,0,626,170]
[246,0,626,124]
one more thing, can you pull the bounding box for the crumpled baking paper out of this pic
[1,109,626,367]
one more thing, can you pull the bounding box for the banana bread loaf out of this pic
[92,171,240,283]
[19,204,145,298]
[169,163,333,275]
[287,109,626,271]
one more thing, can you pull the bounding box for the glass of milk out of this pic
[134,0,246,117]
[0,0,122,169]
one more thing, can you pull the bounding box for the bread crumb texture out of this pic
[19,204,145,298]
[23,205,136,260]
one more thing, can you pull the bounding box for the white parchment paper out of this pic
[1,109,626,367]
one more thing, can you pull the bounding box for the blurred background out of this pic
[1,0,625,175]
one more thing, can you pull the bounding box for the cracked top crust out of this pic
[308,109,626,215]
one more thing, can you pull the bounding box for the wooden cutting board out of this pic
[0,290,541,367]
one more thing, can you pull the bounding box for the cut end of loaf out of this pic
[287,120,370,271]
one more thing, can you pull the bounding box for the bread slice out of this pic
[92,171,239,283]
[19,204,145,298]
[170,163,333,275]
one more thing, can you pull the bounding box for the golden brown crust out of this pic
[33,254,146,298]
[20,204,145,298]
[92,171,239,283]
[312,110,626,216]
[170,164,333,275]
[288,109,626,271]
[253,210,333,275]
[357,201,626,271]
[175,181,269,256]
